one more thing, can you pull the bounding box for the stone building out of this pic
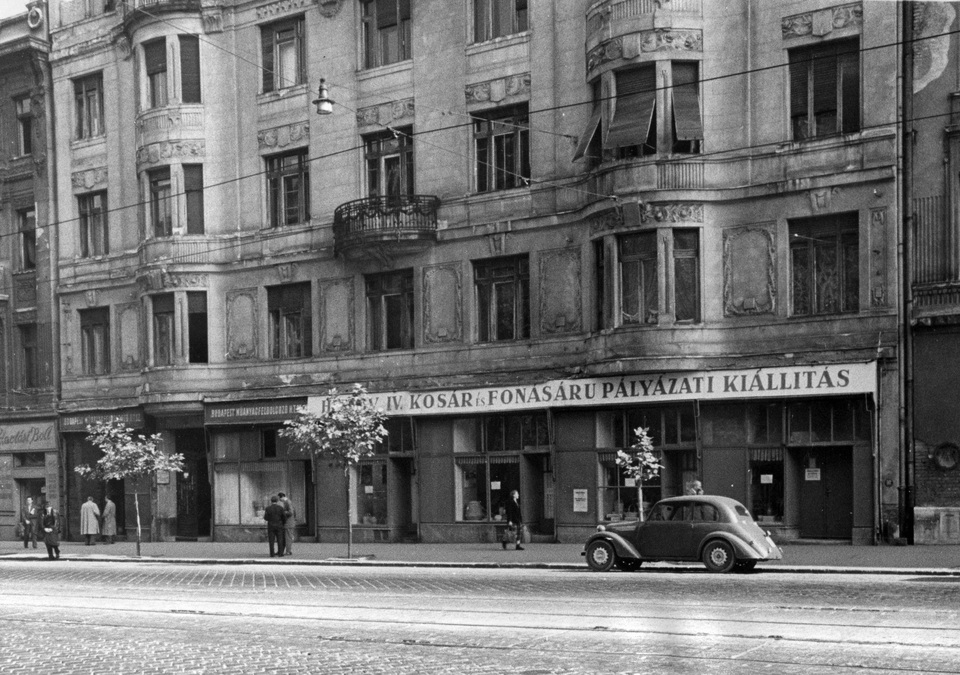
[40,0,900,544]
[0,2,60,540]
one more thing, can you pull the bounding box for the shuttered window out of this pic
[179,35,201,103]
[605,67,656,155]
[143,39,167,108]
[789,39,859,140]
[671,62,702,153]
[183,165,204,235]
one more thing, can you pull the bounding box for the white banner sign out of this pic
[306,363,876,417]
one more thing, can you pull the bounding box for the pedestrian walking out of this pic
[101,496,117,544]
[263,496,287,557]
[19,496,40,549]
[278,492,295,556]
[80,496,101,545]
[502,489,525,551]
[41,504,61,560]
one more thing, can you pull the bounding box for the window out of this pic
[789,39,860,140]
[474,105,530,192]
[187,292,208,364]
[80,307,110,376]
[365,127,413,199]
[184,165,204,234]
[618,228,701,326]
[179,35,201,103]
[358,462,387,525]
[268,283,312,359]
[143,38,168,108]
[152,294,175,366]
[474,0,527,42]
[19,324,38,389]
[475,255,529,342]
[790,213,859,316]
[18,208,36,271]
[573,80,602,163]
[74,74,104,140]
[377,417,413,453]
[148,168,172,237]
[671,62,702,154]
[362,0,411,69]
[620,231,657,325]
[260,17,304,92]
[606,66,657,157]
[457,459,520,522]
[673,230,700,322]
[78,191,108,257]
[477,413,549,453]
[266,150,310,227]
[366,270,414,351]
[15,96,32,156]
[750,448,783,523]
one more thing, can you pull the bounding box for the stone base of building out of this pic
[913,507,960,544]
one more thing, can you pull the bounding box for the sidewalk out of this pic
[2,539,959,574]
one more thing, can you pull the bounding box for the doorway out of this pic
[176,429,211,539]
[797,447,852,539]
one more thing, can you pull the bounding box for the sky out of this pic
[0,0,28,20]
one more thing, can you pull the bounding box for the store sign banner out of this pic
[0,421,56,451]
[205,400,308,425]
[306,363,876,417]
[60,411,144,432]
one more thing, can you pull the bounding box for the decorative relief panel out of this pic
[225,289,258,361]
[539,248,582,335]
[117,302,141,370]
[588,208,623,235]
[587,30,702,72]
[782,3,862,39]
[319,278,354,352]
[422,264,462,344]
[136,109,204,141]
[723,225,777,316]
[61,302,74,376]
[870,208,888,308]
[258,122,310,151]
[318,0,345,17]
[71,167,108,192]
[640,202,703,223]
[138,270,208,292]
[465,73,531,105]
[356,99,415,128]
[256,0,312,20]
[136,141,205,168]
[202,7,224,33]
[13,273,37,310]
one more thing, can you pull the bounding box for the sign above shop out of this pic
[205,399,308,425]
[0,421,56,451]
[60,410,144,432]
[306,363,877,417]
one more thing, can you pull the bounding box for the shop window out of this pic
[364,127,414,199]
[152,293,175,366]
[15,452,45,467]
[358,462,388,525]
[790,213,859,316]
[148,167,172,237]
[456,457,520,522]
[143,38,168,108]
[179,35,201,103]
[80,307,111,376]
[670,62,702,154]
[184,164,204,234]
[19,324,38,389]
[366,269,414,351]
[187,291,208,364]
[19,207,36,271]
[266,149,310,227]
[614,406,697,448]
[474,104,530,193]
[787,399,871,444]
[214,461,307,526]
[15,95,32,156]
[747,403,783,445]
[476,413,549,453]
[599,453,660,521]
[260,17,304,92]
[74,74,104,140]
[377,417,413,453]
[78,191,108,258]
[606,66,657,158]
[617,228,701,326]
[789,39,859,140]
[474,0,527,42]
[268,283,312,359]
[361,0,411,69]
[474,255,530,342]
[750,448,784,523]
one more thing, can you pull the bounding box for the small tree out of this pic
[280,384,388,559]
[615,427,662,521]
[75,419,184,557]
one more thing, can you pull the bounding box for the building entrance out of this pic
[176,430,211,539]
[797,447,852,539]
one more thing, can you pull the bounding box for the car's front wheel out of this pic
[585,540,616,572]
[701,540,736,573]
[615,558,642,572]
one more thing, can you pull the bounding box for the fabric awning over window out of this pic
[605,67,656,150]
[573,106,602,161]
[672,86,702,141]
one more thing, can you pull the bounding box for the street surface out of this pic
[0,561,957,674]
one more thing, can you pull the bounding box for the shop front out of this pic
[0,417,59,540]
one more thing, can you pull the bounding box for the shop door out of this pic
[799,447,852,539]
[522,454,552,536]
[176,430,211,539]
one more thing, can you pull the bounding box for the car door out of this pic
[636,502,689,559]
[687,502,722,557]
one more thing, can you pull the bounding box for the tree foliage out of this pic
[75,420,185,481]
[615,427,662,520]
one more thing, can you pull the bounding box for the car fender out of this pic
[697,532,756,560]
[587,532,641,560]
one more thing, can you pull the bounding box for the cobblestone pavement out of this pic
[0,561,958,674]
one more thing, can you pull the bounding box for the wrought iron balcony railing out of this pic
[333,194,440,260]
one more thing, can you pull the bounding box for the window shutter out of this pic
[573,105,602,161]
[474,0,488,42]
[153,294,174,314]
[672,62,702,141]
[839,50,860,133]
[296,18,306,84]
[789,51,809,124]
[179,35,201,103]
[811,49,837,116]
[398,0,411,21]
[377,0,397,28]
[261,26,275,92]
[144,39,166,75]
[605,68,656,149]
[187,292,207,314]
[183,165,204,235]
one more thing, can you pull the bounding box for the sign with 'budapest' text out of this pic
[306,362,876,417]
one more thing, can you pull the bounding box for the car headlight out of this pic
[596,524,606,532]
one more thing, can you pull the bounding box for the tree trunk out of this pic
[637,485,645,522]
[134,491,142,557]
[345,470,353,559]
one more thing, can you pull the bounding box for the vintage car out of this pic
[582,495,782,573]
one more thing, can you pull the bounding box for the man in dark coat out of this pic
[503,489,524,551]
[263,496,287,558]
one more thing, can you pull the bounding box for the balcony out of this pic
[333,195,441,261]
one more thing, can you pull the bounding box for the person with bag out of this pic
[502,489,525,551]
[41,503,61,560]
[19,497,40,549]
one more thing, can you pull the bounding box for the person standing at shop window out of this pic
[278,492,295,556]
[41,504,61,560]
[19,496,40,549]
[263,496,287,558]
[80,496,101,546]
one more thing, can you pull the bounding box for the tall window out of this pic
[673,230,700,322]
[365,127,413,199]
[80,307,110,376]
[149,167,172,237]
[78,191,108,257]
[18,208,36,271]
[268,283,312,359]
[143,38,168,108]
[789,39,860,140]
[573,80,603,164]
[187,292,208,363]
[15,96,32,156]
[606,66,657,158]
[790,213,860,316]
[152,294,175,366]
[184,164,204,234]
[671,62,702,154]
[179,35,202,103]
[260,17,304,92]
[474,0,527,42]
[366,270,414,351]
[474,105,530,193]
[74,74,104,140]
[620,231,658,325]
[619,229,701,326]
[362,0,411,69]
[266,150,310,227]
[475,255,529,342]
[19,324,38,389]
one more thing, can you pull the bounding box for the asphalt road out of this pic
[0,561,958,674]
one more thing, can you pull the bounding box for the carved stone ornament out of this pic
[465,74,531,105]
[588,208,623,235]
[256,0,312,20]
[257,122,310,150]
[276,263,296,282]
[539,248,582,335]
[202,8,224,33]
[587,37,624,72]
[71,167,108,191]
[640,29,702,52]
[723,225,777,317]
[782,3,862,39]
[422,264,462,344]
[112,28,132,60]
[640,202,703,223]
[870,207,887,308]
[136,140,205,167]
[85,290,98,307]
[138,269,208,292]
[808,187,839,212]
[318,0,344,17]
[356,99,415,128]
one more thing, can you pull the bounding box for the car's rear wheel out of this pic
[734,560,757,573]
[615,558,642,572]
[585,540,616,572]
[701,540,736,573]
